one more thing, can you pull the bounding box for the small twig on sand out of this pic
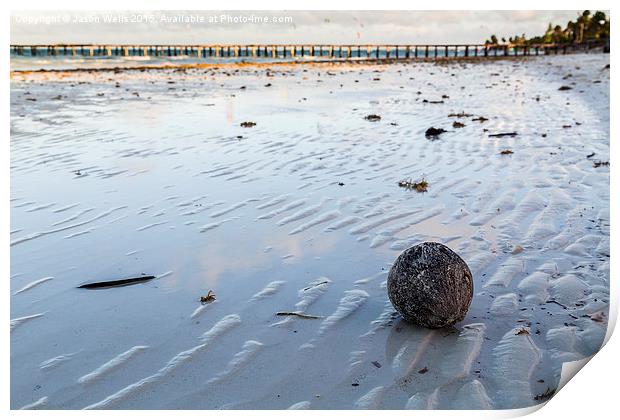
[545,299,568,309]
[302,280,329,291]
[489,132,518,138]
[276,311,323,319]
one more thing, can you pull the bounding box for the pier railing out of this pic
[10,41,607,60]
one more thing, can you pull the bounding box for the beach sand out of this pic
[10,54,609,409]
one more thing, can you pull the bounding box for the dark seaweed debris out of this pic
[452,121,466,128]
[200,290,216,304]
[276,311,322,319]
[448,112,473,118]
[364,114,381,122]
[515,327,530,335]
[500,150,514,155]
[534,387,556,401]
[558,85,573,91]
[78,275,155,289]
[398,178,428,192]
[489,132,518,138]
[593,161,609,168]
[240,121,256,128]
[425,127,446,138]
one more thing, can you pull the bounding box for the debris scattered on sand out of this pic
[500,149,514,155]
[418,367,429,374]
[452,121,466,128]
[422,99,444,104]
[302,280,329,291]
[371,361,382,368]
[593,160,609,168]
[398,178,428,192]
[489,132,518,138]
[588,311,606,323]
[275,311,322,319]
[534,387,556,401]
[200,290,216,304]
[546,299,568,310]
[448,111,473,118]
[586,152,596,158]
[558,85,573,91]
[364,114,381,122]
[240,121,256,128]
[425,127,446,138]
[515,327,530,335]
[472,116,489,122]
[77,275,156,289]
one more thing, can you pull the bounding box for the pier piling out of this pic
[10,42,606,62]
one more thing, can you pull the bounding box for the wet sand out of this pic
[10,54,610,409]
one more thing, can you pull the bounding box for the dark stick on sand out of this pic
[77,275,156,289]
[489,132,518,138]
[275,311,323,319]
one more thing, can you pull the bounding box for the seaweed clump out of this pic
[398,178,428,193]
[534,387,556,401]
[425,127,446,138]
[200,290,216,304]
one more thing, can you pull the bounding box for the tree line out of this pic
[485,10,610,45]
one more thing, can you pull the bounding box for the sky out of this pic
[11,10,586,45]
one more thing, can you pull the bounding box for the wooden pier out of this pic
[10,41,606,60]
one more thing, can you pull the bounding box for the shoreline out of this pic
[10,51,608,76]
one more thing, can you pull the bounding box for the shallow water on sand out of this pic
[11,54,609,409]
